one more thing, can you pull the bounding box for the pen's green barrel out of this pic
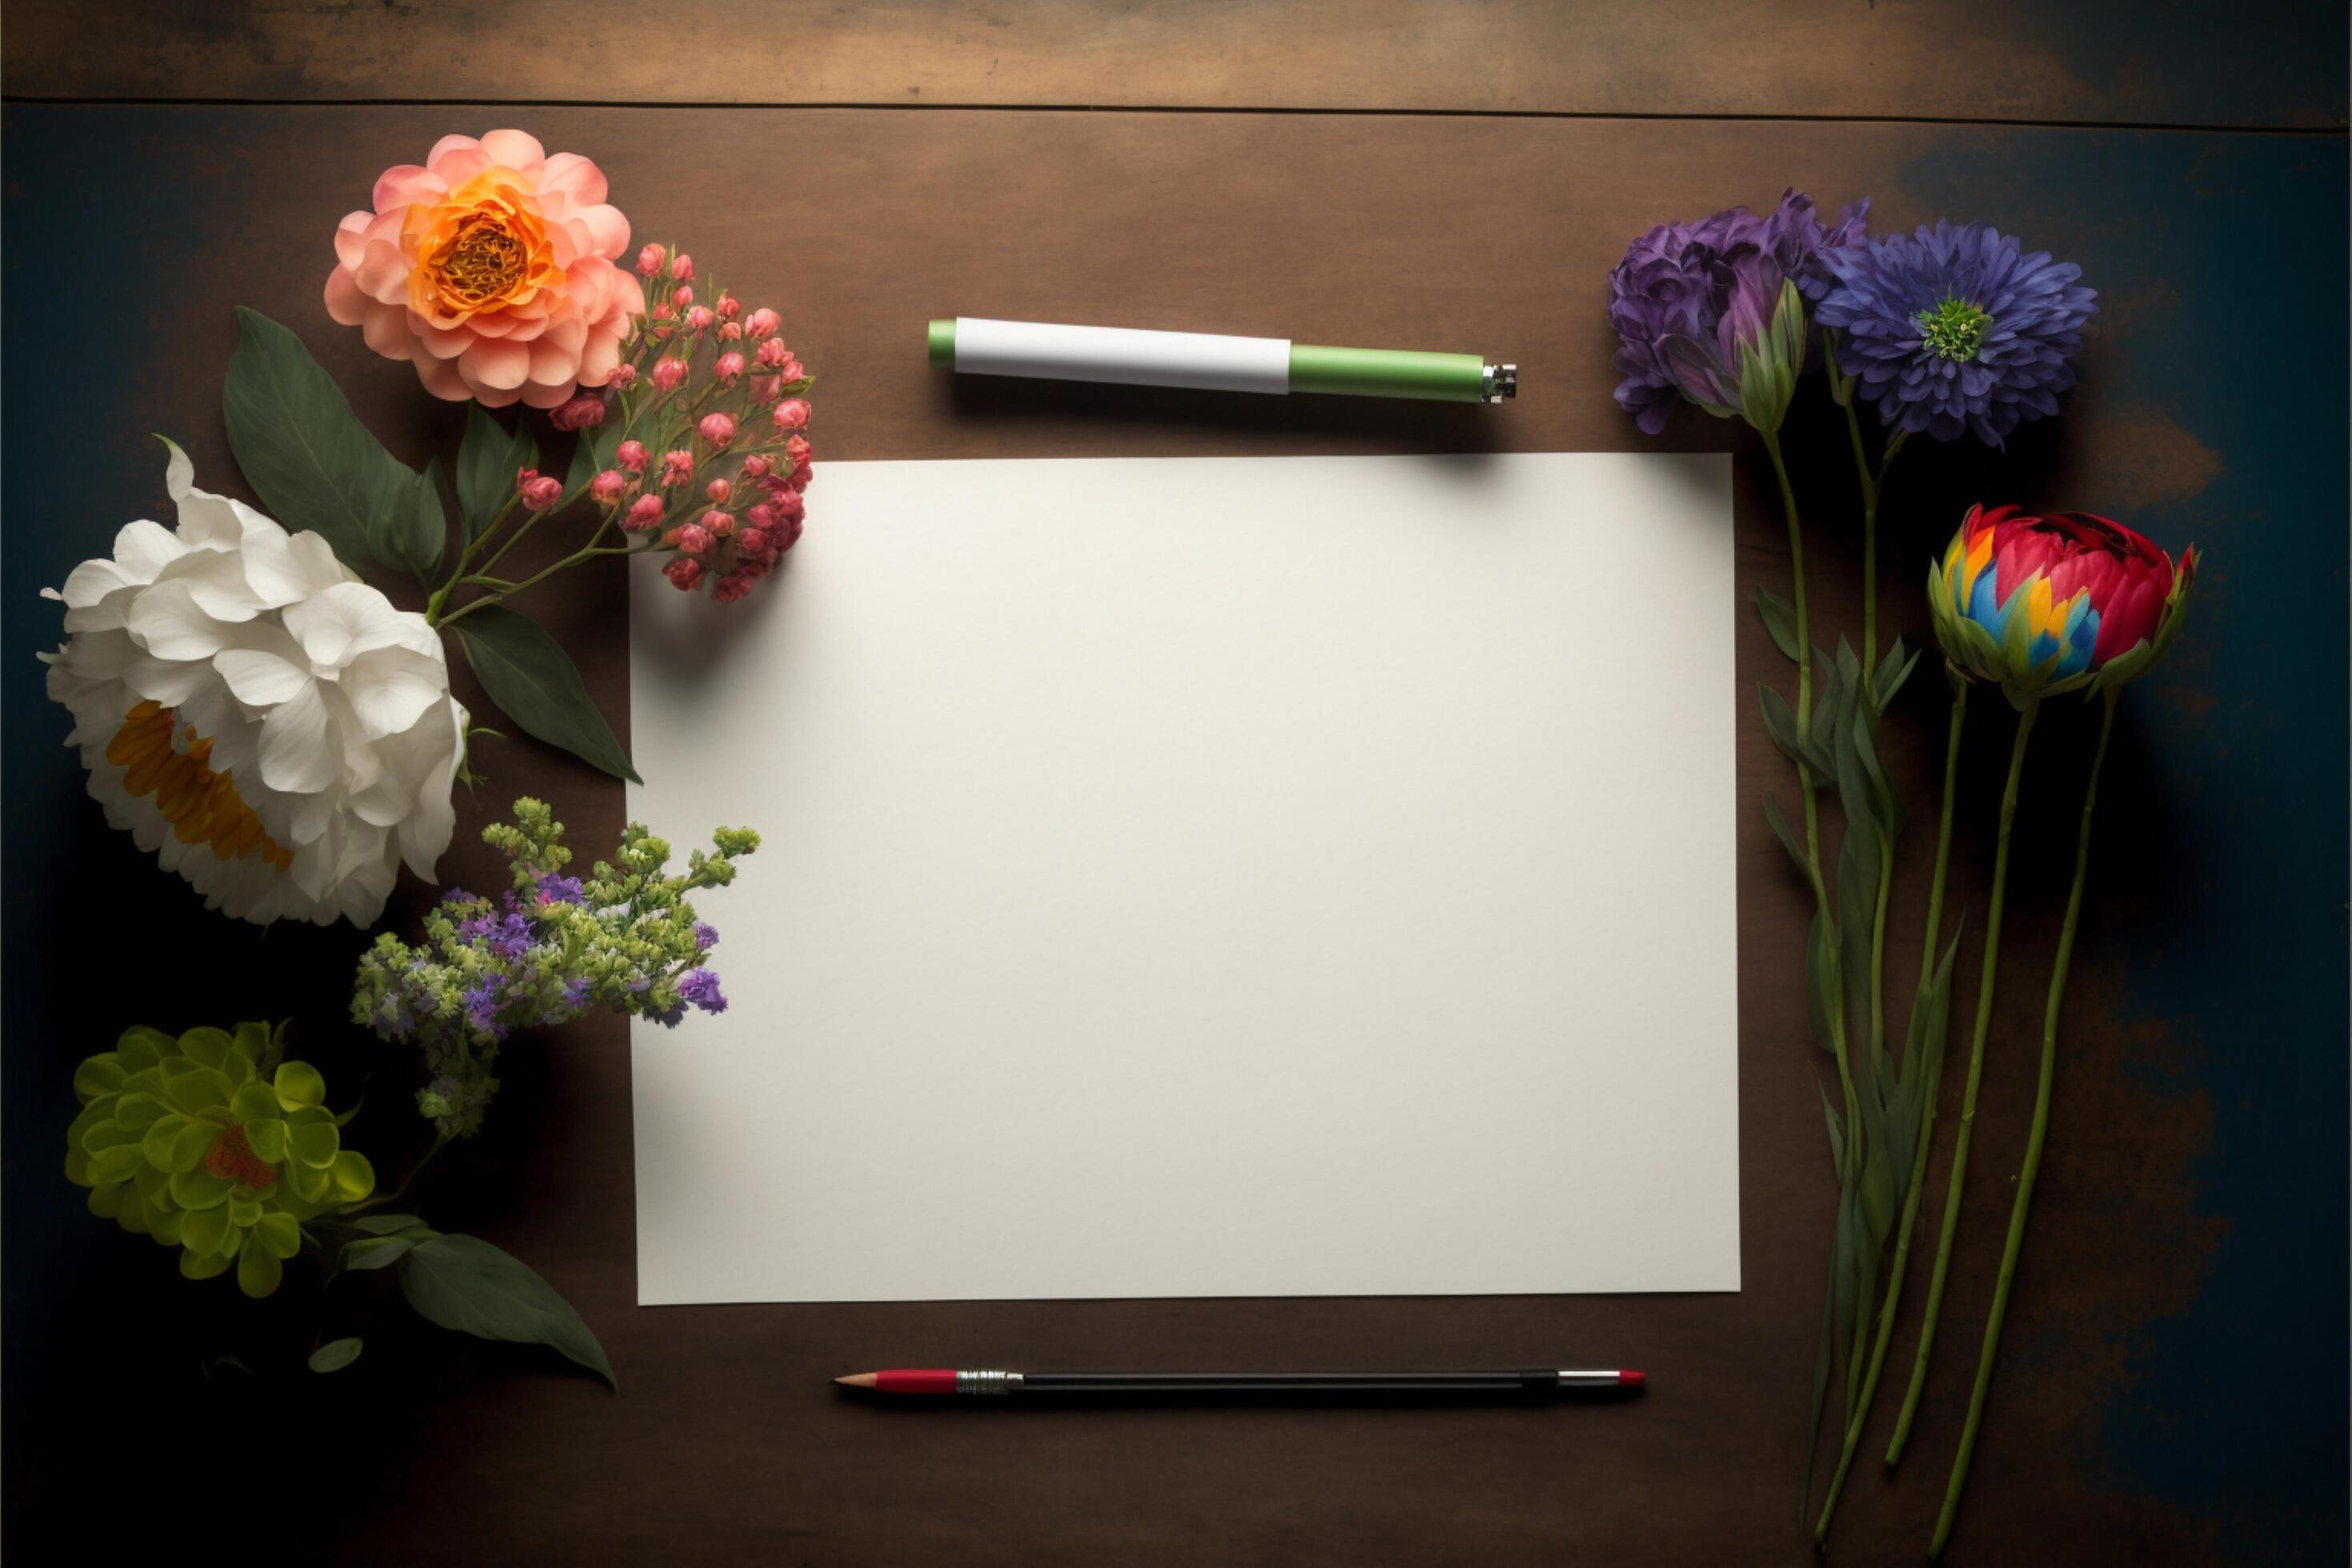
[1287,343,1490,402]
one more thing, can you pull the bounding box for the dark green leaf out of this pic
[1834,831,1877,1054]
[454,605,641,782]
[1754,587,1801,663]
[1809,645,1843,753]
[1818,1080,1847,1178]
[1852,697,1907,842]
[397,1233,616,1387]
[342,1234,423,1271]
[346,1212,429,1236]
[1829,1182,1858,1383]
[368,458,448,584]
[562,411,627,497]
[1759,686,1830,780]
[309,1337,364,1374]
[1873,637,1921,711]
[1804,909,1838,1054]
[457,405,538,545]
[1762,792,1806,877]
[221,306,416,574]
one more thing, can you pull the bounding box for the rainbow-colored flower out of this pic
[1928,505,2198,706]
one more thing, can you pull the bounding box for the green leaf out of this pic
[346,1212,432,1236]
[1754,588,1801,663]
[397,1234,617,1388]
[366,457,449,584]
[454,605,641,782]
[1758,686,1830,780]
[1873,637,1921,712]
[341,1234,422,1271]
[309,1338,365,1374]
[1818,1080,1847,1178]
[1803,909,1838,1054]
[562,412,626,498]
[1762,792,1805,877]
[457,404,538,545]
[221,306,419,574]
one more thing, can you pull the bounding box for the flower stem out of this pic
[1811,679,1968,1544]
[1763,424,1871,1517]
[1887,696,2037,1466]
[1930,688,2116,1558]
[345,1130,451,1214]
[1759,430,1854,1108]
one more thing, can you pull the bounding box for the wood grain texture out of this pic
[1,104,2342,1566]
[2,0,2345,129]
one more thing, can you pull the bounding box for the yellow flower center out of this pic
[205,1124,278,1190]
[105,701,294,874]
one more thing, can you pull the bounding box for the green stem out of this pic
[1812,680,1968,1545]
[1930,688,2115,1559]
[1888,696,2038,1466]
[434,541,644,629]
[1760,430,1855,1115]
[1764,424,1868,1515]
[345,1131,451,1214]
[426,491,523,622]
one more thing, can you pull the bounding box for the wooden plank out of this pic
[2,0,2345,129]
[1,104,2342,1564]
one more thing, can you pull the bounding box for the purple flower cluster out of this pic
[1609,190,1868,434]
[1815,220,2095,448]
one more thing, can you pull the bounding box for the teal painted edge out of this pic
[1288,343,1487,402]
[926,318,955,366]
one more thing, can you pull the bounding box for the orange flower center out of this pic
[439,217,528,306]
[405,170,558,324]
[105,701,294,874]
[205,1125,278,1190]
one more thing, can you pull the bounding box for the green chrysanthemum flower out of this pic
[66,1022,375,1298]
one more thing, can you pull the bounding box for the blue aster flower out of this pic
[1815,220,2096,449]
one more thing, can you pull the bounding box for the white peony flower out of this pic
[40,442,467,927]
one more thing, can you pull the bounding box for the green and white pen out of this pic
[926,317,1516,404]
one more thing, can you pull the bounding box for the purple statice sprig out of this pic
[1814,219,2095,449]
[351,797,760,1138]
[1609,189,1869,436]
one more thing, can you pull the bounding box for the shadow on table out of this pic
[833,1384,1647,1414]
[942,373,1508,455]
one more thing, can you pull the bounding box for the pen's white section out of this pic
[954,317,1292,394]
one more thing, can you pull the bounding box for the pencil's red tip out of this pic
[1618,1370,1646,1388]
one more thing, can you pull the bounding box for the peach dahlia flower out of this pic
[323,130,645,409]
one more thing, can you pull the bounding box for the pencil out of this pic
[836,1368,1645,1396]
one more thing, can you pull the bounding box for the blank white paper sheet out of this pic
[629,451,1738,1304]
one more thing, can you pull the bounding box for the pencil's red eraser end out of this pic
[1618,1370,1646,1388]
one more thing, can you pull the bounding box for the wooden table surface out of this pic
[4,7,2346,1564]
